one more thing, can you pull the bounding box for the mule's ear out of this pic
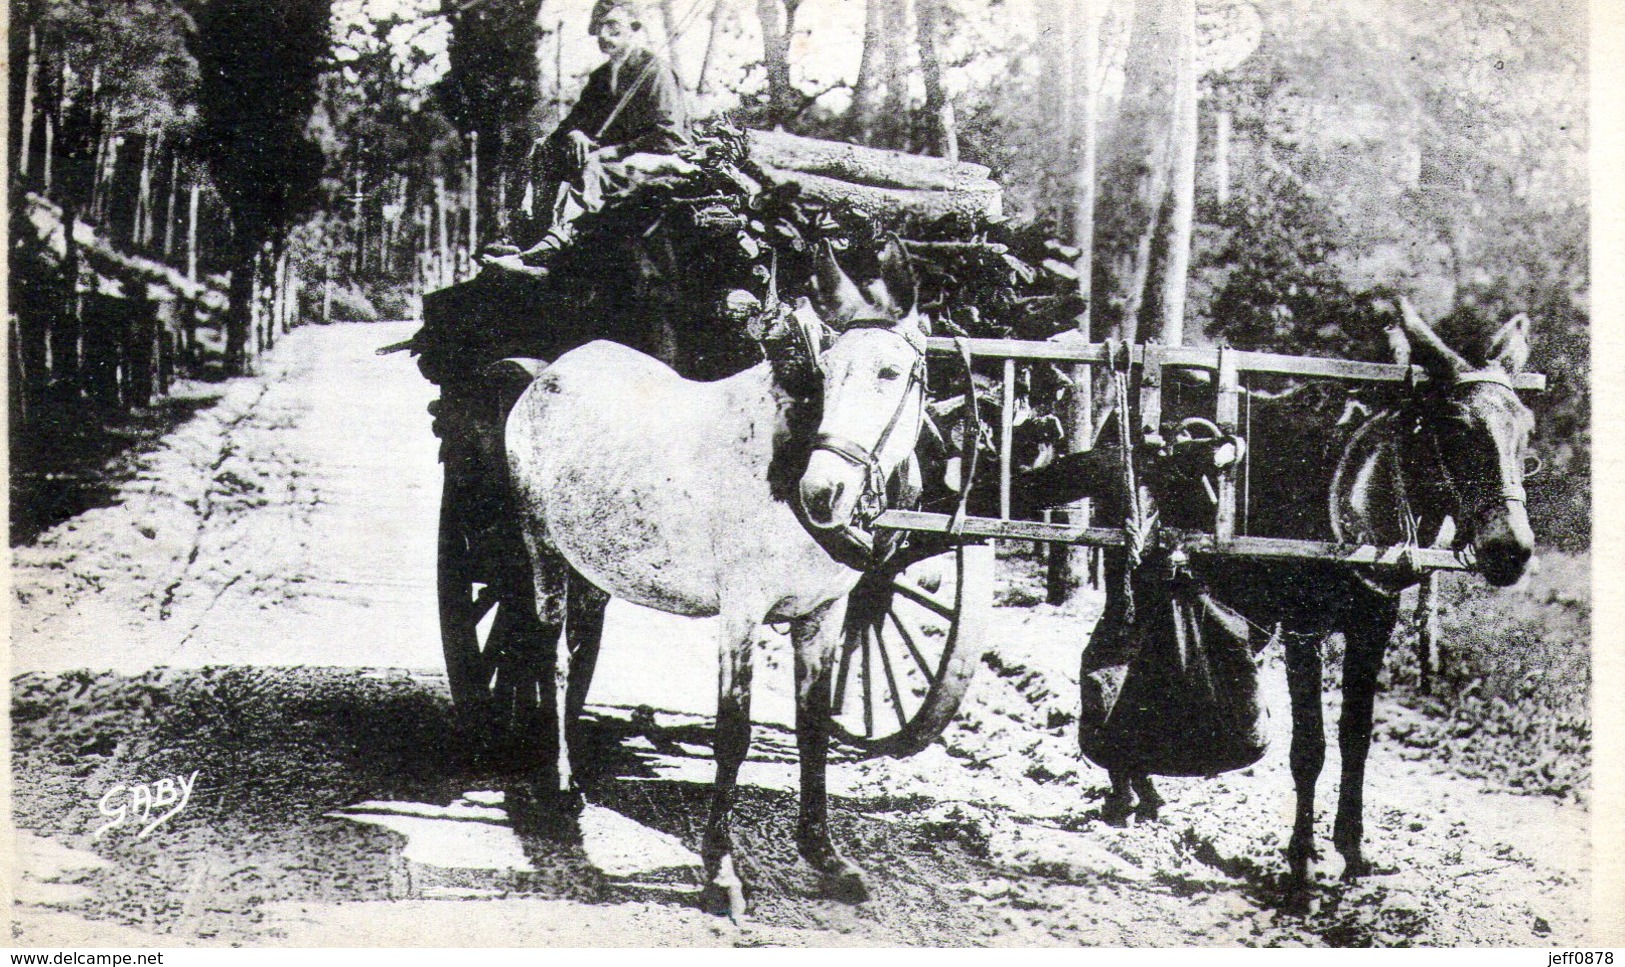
[864,278,900,317]
[1399,296,1470,379]
[1488,312,1532,375]
[1383,323,1411,368]
[813,242,874,328]
[875,235,919,317]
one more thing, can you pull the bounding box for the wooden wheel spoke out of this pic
[832,627,857,714]
[892,576,954,620]
[872,625,910,731]
[888,610,935,680]
[861,621,875,738]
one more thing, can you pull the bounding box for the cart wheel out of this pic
[830,541,994,759]
[438,471,554,762]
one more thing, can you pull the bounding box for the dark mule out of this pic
[1103,299,1537,890]
[504,253,927,916]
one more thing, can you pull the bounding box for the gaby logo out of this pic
[93,771,200,840]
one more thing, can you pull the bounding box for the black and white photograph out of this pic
[5,0,1608,949]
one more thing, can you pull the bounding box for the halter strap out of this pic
[806,326,927,537]
[1412,369,1529,526]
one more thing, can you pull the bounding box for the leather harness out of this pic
[799,318,929,569]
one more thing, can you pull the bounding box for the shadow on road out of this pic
[10,666,1000,943]
[10,391,222,547]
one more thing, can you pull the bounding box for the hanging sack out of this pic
[1078,556,1267,777]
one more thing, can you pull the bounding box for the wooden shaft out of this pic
[875,510,1478,571]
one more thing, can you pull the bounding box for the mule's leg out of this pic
[700,613,757,919]
[561,571,610,799]
[1102,771,1135,827]
[791,598,869,903]
[1333,600,1398,879]
[1284,630,1326,889]
[524,552,570,804]
[1131,774,1164,822]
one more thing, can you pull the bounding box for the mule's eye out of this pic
[877,365,902,381]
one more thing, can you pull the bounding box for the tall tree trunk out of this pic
[847,0,883,143]
[1049,0,1102,605]
[163,151,180,260]
[226,233,256,375]
[1214,109,1231,206]
[468,132,479,260]
[657,0,686,85]
[1092,0,1183,348]
[555,21,566,125]
[880,0,909,149]
[135,129,157,250]
[19,27,38,181]
[697,0,727,95]
[43,110,55,191]
[187,180,201,282]
[435,175,451,288]
[915,0,957,160]
[755,0,794,122]
[1158,0,1197,345]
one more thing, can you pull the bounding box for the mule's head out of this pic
[798,242,929,531]
[1394,298,1538,586]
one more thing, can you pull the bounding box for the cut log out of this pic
[759,165,1002,224]
[747,129,992,192]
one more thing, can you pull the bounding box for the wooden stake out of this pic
[1416,572,1440,695]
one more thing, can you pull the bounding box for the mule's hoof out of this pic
[1133,801,1162,823]
[1279,882,1315,915]
[698,882,739,919]
[700,856,748,922]
[820,866,871,904]
[1100,801,1132,828]
[1340,854,1387,881]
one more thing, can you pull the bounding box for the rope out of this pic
[1110,346,1156,629]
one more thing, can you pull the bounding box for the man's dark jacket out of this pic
[543,46,689,167]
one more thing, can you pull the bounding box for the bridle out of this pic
[806,319,928,529]
[1410,370,1530,537]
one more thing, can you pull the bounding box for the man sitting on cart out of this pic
[484,0,691,278]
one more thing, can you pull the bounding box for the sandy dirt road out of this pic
[8,322,1591,946]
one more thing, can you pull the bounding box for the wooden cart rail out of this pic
[923,335,1545,391]
[875,510,1475,571]
[882,336,1545,572]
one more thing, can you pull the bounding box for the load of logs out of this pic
[744,129,1004,225]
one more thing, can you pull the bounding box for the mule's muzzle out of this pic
[1474,503,1535,587]
[800,449,868,530]
[799,474,847,529]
